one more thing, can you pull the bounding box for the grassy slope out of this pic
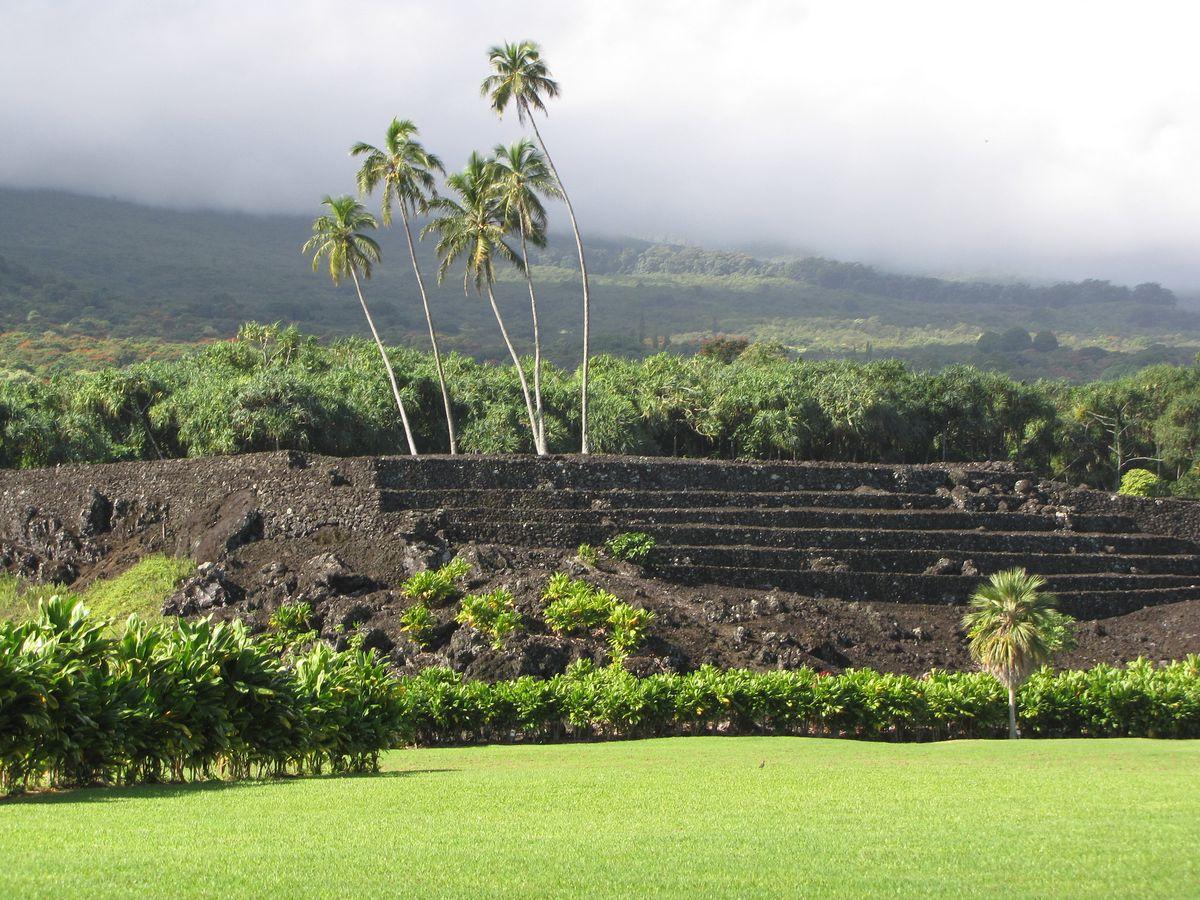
[3,188,1198,370]
[0,555,194,623]
[2,737,1197,897]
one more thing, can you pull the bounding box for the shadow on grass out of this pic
[3,768,458,806]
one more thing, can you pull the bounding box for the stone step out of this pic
[646,564,1200,617]
[657,542,1200,578]
[654,546,1200,576]
[373,456,1027,494]
[381,488,960,512]
[1053,588,1200,618]
[440,520,1196,556]
[432,505,1133,535]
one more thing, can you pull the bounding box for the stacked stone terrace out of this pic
[2,452,1198,620]
[374,456,1200,619]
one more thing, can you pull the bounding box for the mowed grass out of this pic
[2,738,1197,898]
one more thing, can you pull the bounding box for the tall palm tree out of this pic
[423,153,544,454]
[962,569,1076,738]
[490,139,562,451]
[351,119,458,455]
[482,40,594,454]
[302,195,418,456]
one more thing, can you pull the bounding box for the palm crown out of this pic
[481,40,560,123]
[301,196,381,285]
[962,568,1074,689]
[490,139,561,240]
[351,119,444,226]
[424,153,520,292]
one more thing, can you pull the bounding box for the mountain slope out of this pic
[2,187,1198,367]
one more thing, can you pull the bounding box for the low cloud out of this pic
[2,0,1198,287]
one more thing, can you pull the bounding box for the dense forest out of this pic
[2,324,1198,495]
[2,189,1198,382]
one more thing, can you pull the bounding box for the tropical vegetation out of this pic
[352,119,458,453]
[3,325,1200,496]
[302,195,419,455]
[4,594,1198,795]
[963,569,1076,738]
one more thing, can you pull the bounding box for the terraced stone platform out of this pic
[373,456,1200,618]
[2,452,1198,622]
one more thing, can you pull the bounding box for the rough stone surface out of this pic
[2,451,1199,677]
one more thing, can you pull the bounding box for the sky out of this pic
[2,0,1198,288]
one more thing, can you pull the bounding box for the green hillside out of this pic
[2,188,1198,375]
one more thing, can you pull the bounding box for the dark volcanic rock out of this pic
[163,562,242,616]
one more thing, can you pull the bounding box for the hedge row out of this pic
[3,600,1199,793]
[400,658,1200,744]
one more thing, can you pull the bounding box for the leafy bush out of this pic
[607,604,655,660]
[5,323,1200,497]
[266,600,318,652]
[541,574,653,658]
[401,557,471,606]
[1119,468,1165,497]
[394,657,1200,746]
[1170,472,1200,499]
[576,543,599,567]
[456,590,520,650]
[0,598,403,794]
[604,532,657,564]
[542,576,620,634]
[399,602,436,648]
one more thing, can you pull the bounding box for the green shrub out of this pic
[542,576,619,634]
[577,543,599,567]
[541,574,653,658]
[401,557,471,606]
[607,604,656,660]
[0,597,403,794]
[456,590,520,650]
[1170,472,1200,499]
[605,532,656,564]
[399,602,436,648]
[266,600,318,652]
[1119,468,1164,497]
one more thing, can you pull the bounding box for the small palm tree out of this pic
[482,40,594,454]
[962,569,1076,738]
[352,119,458,454]
[302,195,418,456]
[490,139,562,451]
[423,154,543,453]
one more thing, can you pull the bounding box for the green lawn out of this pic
[2,738,1197,898]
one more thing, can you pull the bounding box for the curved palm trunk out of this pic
[524,107,592,455]
[1007,685,1019,739]
[484,282,544,454]
[349,267,419,456]
[400,208,458,455]
[518,221,546,452]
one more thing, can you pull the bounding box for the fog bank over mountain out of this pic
[2,1,1198,288]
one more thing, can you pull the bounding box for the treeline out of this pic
[2,324,1199,492]
[4,599,1199,793]
[780,258,1180,310]
[531,242,1184,312]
